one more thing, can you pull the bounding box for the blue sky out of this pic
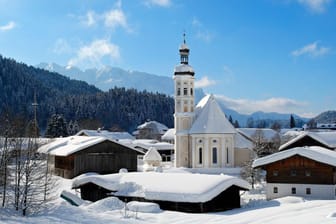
[0,0,335,118]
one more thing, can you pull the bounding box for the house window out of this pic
[291,187,296,194]
[183,88,188,95]
[177,88,181,96]
[306,188,311,195]
[198,147,203,164]
[273,187,278,194]
[273,170,279,176]
[305,170,311,177]
[212,147,218,164]
[290,170,297,176]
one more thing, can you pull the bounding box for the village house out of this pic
[38,136,143,179]
[133,120,169,141]
[252,146,336,200]
[72,172,250,213]
[279,131,336,151]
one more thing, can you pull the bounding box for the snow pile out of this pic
[327,211,336,218]
[72,172,250,203]
[85,197,124,211]
[126,201,161,213]
[274,196,305,205]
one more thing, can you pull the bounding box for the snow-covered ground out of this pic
[1,177,336,224]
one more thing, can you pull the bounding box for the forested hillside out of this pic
[0,55,174,134]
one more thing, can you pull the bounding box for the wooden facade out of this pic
[263,155,336,185]
[51,140,141,179]
[76,183,243,213]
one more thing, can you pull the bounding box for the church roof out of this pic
[174,64,194,75]
[189,95,236,134]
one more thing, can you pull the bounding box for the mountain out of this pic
[0,55,174,135]
[313,111,336,123]
[37,62,174,95]
[38,62,309,128]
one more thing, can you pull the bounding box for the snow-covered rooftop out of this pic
[38,136,142,156]
[129,139,174,151]
[72,172,249,203]
[137,121,168,135]
[279,131,336,151]
[161,128,175,141]
[252,146,336,168]
[235,133,253,149]
[237,128,279,142]
[76,129,135,140]
[190,94,236,134]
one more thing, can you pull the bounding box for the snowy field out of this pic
[1,177,336,224]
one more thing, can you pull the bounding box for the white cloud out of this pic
[291,41,330,57]
[104,8,129,31]
[144,0,171,7]
[0,21,15,31]
[53,38,72,54]
[68,39,120,69]
[297,0,331,13]
[215,95,311,117]
[79,1,131,32]
[195,76,216,88]
[191,17,214,43]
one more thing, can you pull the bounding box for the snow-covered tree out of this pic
[45,114,68,138]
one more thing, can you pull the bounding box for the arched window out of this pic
[212,147,217,164]
[183,88,188,95]
[177,88,181,96]
[199,147,203,164]
[226,147,229,164]
[190,88,193,96]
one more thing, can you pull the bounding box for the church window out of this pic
[177,88,181,96]
[190,88,193,96]
[198,147,203,164]
[198,139,202,143]
[184,100,188,112]
[213,139,217,143]
[226,147,229,164]
[212,147,217,164]
[183,88,188,95]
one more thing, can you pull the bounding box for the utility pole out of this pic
[32,91,38,138]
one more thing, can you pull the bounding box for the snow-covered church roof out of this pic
[72,172,250,203]
[143,147,162,162]
[189,94,236,134]
[252,146,336,168]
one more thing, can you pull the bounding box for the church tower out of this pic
[174,34,195,167]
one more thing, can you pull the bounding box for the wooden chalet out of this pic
[253,146,336,200]
[38,136,143,179]
[72,172,250,213]
[279,131,336,151]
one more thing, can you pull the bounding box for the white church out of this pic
[173,36,253,168]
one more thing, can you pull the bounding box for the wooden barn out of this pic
[72,172,250,213]
[38,136,143,179]
[279,131,336,151]
[253,146,336,200]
